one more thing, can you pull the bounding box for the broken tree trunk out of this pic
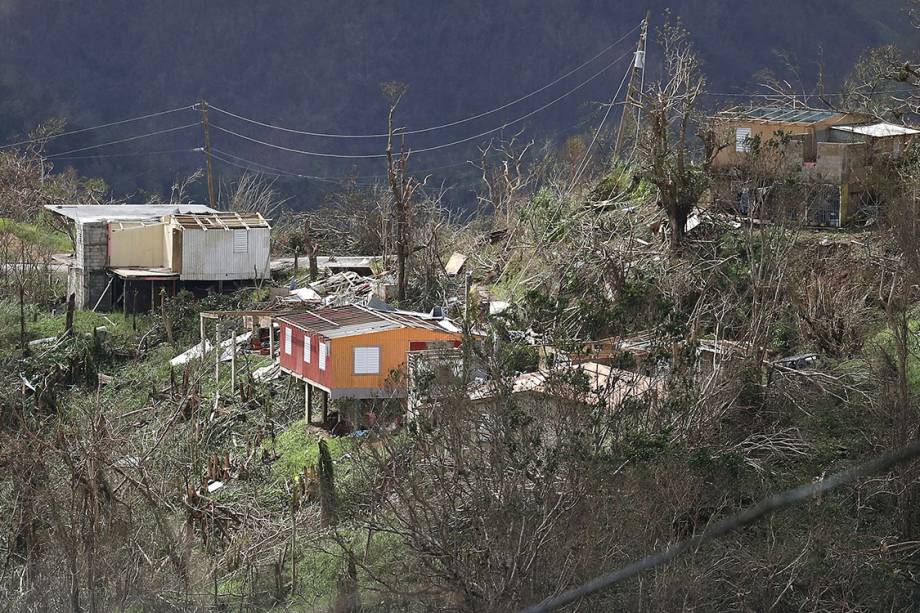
[65,292,75,337]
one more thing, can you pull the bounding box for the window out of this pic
[319,341,328,371]
[284,327,292,355]
[233,229,249,253]
[735,128,753,153]
[353,346,381,375]
[303,335,311,363]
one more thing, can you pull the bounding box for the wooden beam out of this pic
[230,327,237,395]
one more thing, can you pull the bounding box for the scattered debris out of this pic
[19,374,35,393]
[284,287,322,303]
[444,252,468,276]
[773,353,819,370]
[489,301,511,316]
[170,332,252,367]
[252,361,282,382]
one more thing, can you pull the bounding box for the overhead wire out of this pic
[0,104,196,150]
[205,23,642,139]
[51,148,198,161]
[44,122,202,158]
[210,47,637,160]
[520,438,920,613]
[210,147,477,184]
[568,56,633,190]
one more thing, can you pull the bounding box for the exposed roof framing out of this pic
[720,106,847,125]
[171,211,271,231]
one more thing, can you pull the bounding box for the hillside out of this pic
[0,0,915,200]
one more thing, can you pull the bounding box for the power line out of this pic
[210,147,476,184]
[520,438,920,613]
[44,122,202,158]
[0,104,196,150]
[205,23,642,139]
[210,48,636,160]
[50,148,198,161]
[568,54,633,190]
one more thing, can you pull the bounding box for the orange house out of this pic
[276,304,462,407]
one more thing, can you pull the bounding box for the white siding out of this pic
[353,346,380,375]
[179,227,270,281]
[232,229,248,253]
[736,128,753,153]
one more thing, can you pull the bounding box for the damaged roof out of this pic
[171,211,271,230]
[277,304,458,339]
[831,122,920,137]
[725,106,846,125]
[470,362,662,410]
[45,204,217,223]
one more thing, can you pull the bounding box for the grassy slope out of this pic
[0,218,72,252]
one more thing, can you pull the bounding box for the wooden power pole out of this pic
[612,13,650,160]
[200,100,217,210]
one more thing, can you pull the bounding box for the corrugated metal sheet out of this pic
[832,122,920,137]
[179,227,270,281]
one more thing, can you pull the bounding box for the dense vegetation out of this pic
[0,3,918,612]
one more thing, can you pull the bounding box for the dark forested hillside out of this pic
[0,0,914,200]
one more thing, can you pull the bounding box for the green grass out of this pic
[870,317,920,392]
[267,420,348,482]
[0,300,158,358]
[0,217,72,252]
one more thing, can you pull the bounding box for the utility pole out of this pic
[613,13,650,160]
[200,100,217,210]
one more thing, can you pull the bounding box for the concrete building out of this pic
[711,107,919,226]
[46,204,271,310]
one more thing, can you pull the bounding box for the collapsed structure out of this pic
[47,204,271,310]
[711,107,919,226]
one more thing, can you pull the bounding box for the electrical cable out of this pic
[210,48,637,160]
[568,59,633,190]
[50,148,198,161]
[205,23,642,139]
[520,438,920,613]
[210,147,476,184]
[0,104,196,150]
[44,122,202,158]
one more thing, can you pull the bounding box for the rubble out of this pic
[444,252,468,276]
[170,332,253,367]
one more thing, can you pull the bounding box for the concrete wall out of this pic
[69,222,111,309]
[75,222,107,271]
[812,142,869,184]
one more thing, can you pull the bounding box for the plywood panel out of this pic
[108,223,166,268]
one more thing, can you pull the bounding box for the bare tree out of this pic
[383,82,422,302]
[636,17,723,252]
[224,172,288,219]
